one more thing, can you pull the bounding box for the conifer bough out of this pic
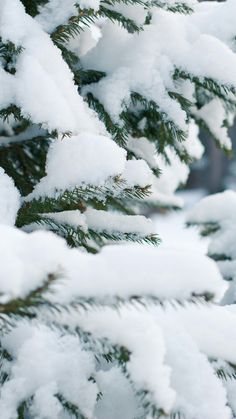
[0,0,236,418]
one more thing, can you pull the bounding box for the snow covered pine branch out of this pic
[1,0,236,418]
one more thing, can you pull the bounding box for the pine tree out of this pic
[1,0,236,418]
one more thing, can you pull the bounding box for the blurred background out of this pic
[186,124,236,193]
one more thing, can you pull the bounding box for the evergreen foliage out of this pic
[1,0,236,418]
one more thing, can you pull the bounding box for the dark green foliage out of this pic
[130,92,187,147]
[56,394,87,419]
[86,93,128,147]
[0,268,209,419]
[168,91,193,118]
[174,68,236,106]
[51,3,143,47]
[1,0,235,253]
[86,89,190,164]
[51,8,98,44]
[150,1,193,14]
[77,69,106,87]
[0,273,58,319]
[0,39,23,74]
[216,365,236,381]
[0,105,23,122]
[20,0,48,17]
[88,228,160,248]
[186,221,220,237]
[16,181,151,223]
[0,2,235,418]
[136,390,166,418]
[208,253,232,262]
[0,135,50,195]
[17,401,29,419]
[170,412,186,419]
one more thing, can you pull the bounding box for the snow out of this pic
[95,367,138,419]
[153,190,209,253]
[1,192,236,418]
[79,309,175,413]
[182,120,204,160]
[173,304,236,365]
[147,147,190,206]
[187,190,236,303]
[187,190,236,262]
[159,316,231,419]
[74,301,236,419]
[179,33,236,87]
[81,5,236,141]
[0,225,67,302]
[129,124,203,208]
[30,133,127,199]
[82,21,188,130]
[43,244,222,305]
[0,68,15,109]
[0,168,20,226]
[37,0,102,34]
[0,0,234,214]
[0,0,236,415]
[1,323,98,419]
[127,137,158,170]
[187,190,236,224]
[43,208,154,238]
[43,210,88,232]
[0,0,103,134]
[85,208,154,236]
[36,0,78,33]
[193,0,236,49]
[195,99,232,150]
[0,195,225,305]
[123,159,153,188]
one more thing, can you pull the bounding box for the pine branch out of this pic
[35,217,89,249]
[216,367,236,381]
[207,253,232,262]
[170,412,186,419]
[17,181,151,228]
[130,92,188,158]
[99,5,143,33]
[149,0,194,14]
[186,221,220,237]
[88,228,160,247]
[86,89,190,162]
[56,394,87,419]
[75,69,106,87]
[102,0,146,6]
[174,69,236,106]
[0,105,24,122]
[136,389,166,418]
[0,135,50,195]
[0,38,23,74]
[56,44,80,70]
[86,92,129,147]
[51,3,142,47]
[20,0,48,17]
[51,8,96,44]
[168,91,193,117]
[17,401,29,419]
[0,273,59,320]
[66,294,213,313]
